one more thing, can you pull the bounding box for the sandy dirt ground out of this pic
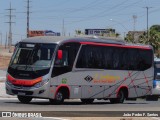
[0,46,13,69]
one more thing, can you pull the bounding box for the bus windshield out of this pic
[7,43,57,79]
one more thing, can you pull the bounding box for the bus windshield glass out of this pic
[9,43,56,71]
[10,43,56,70]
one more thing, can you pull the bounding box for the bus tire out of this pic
[110,90,125,104]
[109,98,117,104]
[17,95,32,104]
[81,99,94,104]
[54,90,64,104]
[49,99,56,104]
[117,90,125,103]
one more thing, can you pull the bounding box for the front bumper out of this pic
[5,81,50,98]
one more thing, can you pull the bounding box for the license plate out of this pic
[18,92,26,95]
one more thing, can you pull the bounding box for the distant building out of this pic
[127,31,145,42]
[85,29,115,36]
[29,30,61,37]
[28,30,44,37]
[44,30,61,36]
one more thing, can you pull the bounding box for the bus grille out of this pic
[12,90,33,95]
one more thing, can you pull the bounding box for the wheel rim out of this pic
[56,92,63,101]
[118,91,124,102]
[18,96,32,103]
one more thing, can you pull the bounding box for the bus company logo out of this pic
[2,112,11,117]
[84,75,93,82]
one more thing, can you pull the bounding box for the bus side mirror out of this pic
[57,50,63,60]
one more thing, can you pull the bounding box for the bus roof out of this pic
[20,36,71,44]
[21,36,125,45]
[20,36,152,49]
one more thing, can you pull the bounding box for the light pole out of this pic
[27,0,30,38]
[109,19,128,39]
[110,19,128,31]
[0,32,2,45]
[144,7,152,41]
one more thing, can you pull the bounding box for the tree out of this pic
[101,28,120,38]
[75,30,84,35]
[150,25,160,32]
[115,33,120,37]
[125,33,134,43]
[138,25,160,57]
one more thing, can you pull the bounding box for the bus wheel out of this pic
[109,98,117,104]
[53,91,64,104]
[49,99,56,104]
[17,95,32,104]
[117,90,125,103]
[110,90,125,104]
[81,99,94,104]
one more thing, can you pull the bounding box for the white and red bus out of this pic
[6,36,154,104]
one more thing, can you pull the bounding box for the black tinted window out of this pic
[52,42,80,77]
[76,45,153,71]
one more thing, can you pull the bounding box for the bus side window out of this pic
[138,49,152,70]
[54,50,68,66]
[52,43,80,77]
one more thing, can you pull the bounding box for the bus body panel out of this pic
[6,78,50,98]
[5,36,154,103]
[49,68,153,99]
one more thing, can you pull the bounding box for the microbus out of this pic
[6,36,154,104]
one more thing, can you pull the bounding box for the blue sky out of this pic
[0,0,160,44]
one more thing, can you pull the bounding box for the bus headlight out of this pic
[6,74,13,86]
[33,79,49,88]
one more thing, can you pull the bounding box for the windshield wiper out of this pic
[25,49,35,70]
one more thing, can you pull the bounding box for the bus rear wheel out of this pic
[110,90,125,104]
[17,95,32,104]
[81,99,94,104]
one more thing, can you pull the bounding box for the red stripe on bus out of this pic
[116,86,129,98]
[7,74,42,86]
[55,84,70,98]
[80,42,151,50]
